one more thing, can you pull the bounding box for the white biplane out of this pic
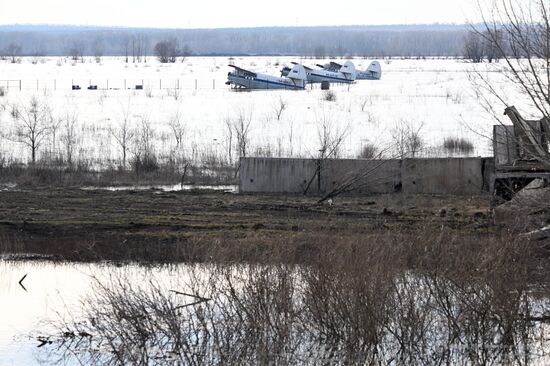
[322,60,382,80]
[226,63,307,90]
[282,61,356,84]
[282,60,382,81]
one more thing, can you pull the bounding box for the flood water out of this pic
[0,261,192,365]
[1,259,549,365]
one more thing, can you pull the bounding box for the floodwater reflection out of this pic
[21,262,550,365]
[1,236,550,366]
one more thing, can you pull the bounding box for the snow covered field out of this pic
[0,56,527,166]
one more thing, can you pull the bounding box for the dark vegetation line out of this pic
[0,24,472,58]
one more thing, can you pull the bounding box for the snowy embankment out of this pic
[0,56,525,166]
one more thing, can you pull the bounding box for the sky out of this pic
[0,0,477,29]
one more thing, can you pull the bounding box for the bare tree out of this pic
[92,37,104,63]
[273,97,287,121]
[109,102,135,168]
[131,34,148,63]
[316,113,350,160]
[301,114,350,195]
[286,118,295,157]
[168,112,186,150]
[231,109,253,158]
[131,115,157,174]
[122,35,130,63]
[49,116,63,160]
[223,117,234,164]
[154,39,178,63]
[483,29,503,63]
[68,41,85,63]
[12,97,51,164]
[136,114,155,158]
[5,43,22,63]
[179,44,192,62]
[471,0,550,165]
[60,112,79,166]
[168,112,186,164]
[464,31,484,63]
[390,119,424,159]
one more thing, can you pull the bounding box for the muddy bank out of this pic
[0,188,492,262]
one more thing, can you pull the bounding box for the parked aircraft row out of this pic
[226,60,381,90]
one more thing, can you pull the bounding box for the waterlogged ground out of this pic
[0,57,534,166]
[0,188,491,261]
[0,259,549,365]
[0,261,199,365]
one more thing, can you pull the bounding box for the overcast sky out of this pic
[0,0,477,29]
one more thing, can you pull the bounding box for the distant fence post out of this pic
[195,79,197,90]
[19,80,21,91]
[107,79,109,90]
[36,80,39,90]
[160,79,162,89]
[54,79,56,91]
[124,79,127,89]
[213,79,215,89]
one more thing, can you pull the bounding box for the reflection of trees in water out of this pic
[43,237,549,365]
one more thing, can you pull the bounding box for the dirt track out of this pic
[0,188,491,261]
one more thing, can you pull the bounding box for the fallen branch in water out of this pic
[18,273,27,292]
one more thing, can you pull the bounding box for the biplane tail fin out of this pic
[339,61,356,80]
[366,61,382,80]
[287,64,308,87]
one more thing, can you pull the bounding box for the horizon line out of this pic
[0,22,472,32]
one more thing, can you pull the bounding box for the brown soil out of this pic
[0,188,492,262]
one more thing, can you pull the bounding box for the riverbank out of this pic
[0,188,493,262]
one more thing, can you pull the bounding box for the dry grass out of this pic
[44,229,550,364]
[443,137,474,154]
[0,158,237,187]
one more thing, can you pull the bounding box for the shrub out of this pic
[443,137,474,154]
[357,143,378,159]
[130,153,159,174]
[323,90,337,102]
[0,87,5,97]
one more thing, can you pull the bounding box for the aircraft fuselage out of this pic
[227,72,305,90]
[307,70,354,84]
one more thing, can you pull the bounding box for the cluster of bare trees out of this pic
[68,41,85,63]
[154,39,192,63]
[2,97,83,165]
[2,43,22,63]
[389,119,424,159]
[0,97,263,172]
[463,29,503,63]
[66,38,105,64]
[121,34,149,63]
[223,108,253,165]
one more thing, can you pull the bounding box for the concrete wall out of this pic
[239,157,494,195]
[321,159,402,194]
[239,157,318,194]
[402,158,488,195]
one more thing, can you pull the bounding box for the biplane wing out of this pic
[228,64,257,78]
[328,61,342,71]
[290,61,312,71]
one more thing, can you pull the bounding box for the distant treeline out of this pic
[0,24,471,58]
